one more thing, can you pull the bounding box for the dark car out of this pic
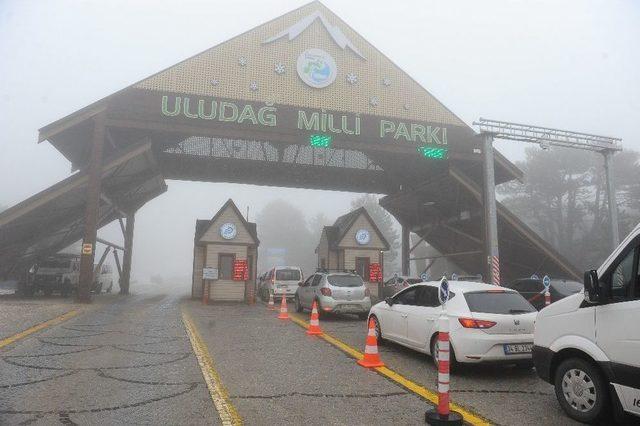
[504,278,583,310]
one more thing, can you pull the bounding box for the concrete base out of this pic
[425,409,463,425]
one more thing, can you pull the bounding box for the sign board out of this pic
[369,263,382,282]
[355,229,371,245]
[233,259,249,281]
[451,273,458,281]
[420,272,429,281]
[543,275,551,289]
[219,222,237,240]
[82,243,93,255]
[438,277,449,305]
[203,267,218,280]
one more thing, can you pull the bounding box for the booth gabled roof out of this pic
[324,207,390,250]
[195,198,259,244]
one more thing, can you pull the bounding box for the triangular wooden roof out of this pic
[133,1,465,125]
[195,199,259,244]
[323,207,390,250]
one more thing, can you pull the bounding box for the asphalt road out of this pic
[0,293,590,425]
[292,310,581,426]
[0,294,217,425]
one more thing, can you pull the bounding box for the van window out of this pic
[610,247,636,299]
[275,269,300,281]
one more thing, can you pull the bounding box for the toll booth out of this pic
[316,207,389,299]
[192,199,259,303]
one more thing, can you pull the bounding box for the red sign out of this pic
[369,263,382,282]
[233,259,249,281]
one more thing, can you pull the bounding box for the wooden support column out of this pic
[77,112,106,303]
[120,213,135,295]
[401,224,410,276]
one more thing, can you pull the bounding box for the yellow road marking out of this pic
[0,309,80,350]
[182,309,242,426]
[289,313,491,426]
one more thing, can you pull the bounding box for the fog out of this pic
[1,0,638,291]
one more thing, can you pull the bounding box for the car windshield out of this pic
[327,274,363,287]
[552,280,583,296]
[464,291,536,314]
[275,269,300,281]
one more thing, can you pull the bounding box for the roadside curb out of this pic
[0,309,82,350]
[288,313,492,426]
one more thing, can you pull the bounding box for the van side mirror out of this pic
[385,297,394,306]
[583,270,600,304]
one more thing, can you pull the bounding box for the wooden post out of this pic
[77,112,106,303]
[401,224,410,276]
[120,213,135,295]
[113,250,122,281]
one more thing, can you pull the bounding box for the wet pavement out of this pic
[0,293,588,425]
[290,310,580,426]
[0,294,216,425]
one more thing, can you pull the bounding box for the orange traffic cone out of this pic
[357,319,385,368]
[306,300,323,335]
[277,295,289,320]
[267,293,276,310]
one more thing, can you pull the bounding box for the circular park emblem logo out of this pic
[219,222,237,240]
[355,229,371,245]
[296,48,337,88]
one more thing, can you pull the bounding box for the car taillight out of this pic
[320,288,332,296]
[364,288,370,296]
[458,318,496,329]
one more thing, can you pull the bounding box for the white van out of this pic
[533,223,640,423]
[263,266,303,300]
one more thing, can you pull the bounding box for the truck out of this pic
[532,223,640,423]
[26,254,80,297]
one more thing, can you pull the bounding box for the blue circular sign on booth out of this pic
[543,275,551,289]
[438,277,449,305]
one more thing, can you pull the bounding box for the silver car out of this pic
[294,271,371,319]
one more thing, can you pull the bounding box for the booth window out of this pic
[219,253,235,280]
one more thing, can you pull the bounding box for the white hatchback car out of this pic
[369,281,537,368]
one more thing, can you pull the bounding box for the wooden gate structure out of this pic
[0,1,580,301]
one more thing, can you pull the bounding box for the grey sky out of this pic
[1,0,638,283]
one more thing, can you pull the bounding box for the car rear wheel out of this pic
[554,358,609,423]
[294,295,303,313]
[370,315,384,345]
[430,335,457,371]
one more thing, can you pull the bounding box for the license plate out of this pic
[342,304,360,311]
[503,343,533,354]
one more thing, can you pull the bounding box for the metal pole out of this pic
[120,212,135,295]
[77,112,106,303]
[482,133,500,285]
[603,150,620,249]
[401,224,410,276]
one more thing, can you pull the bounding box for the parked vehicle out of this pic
[533,223,640,423]
[369,281,537,369]
[27,254,80,297]
[93,264,114,294]
[295,270,371,319]
[260,266,303,300]
[504,278,583,310]
[382,275,422,298]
